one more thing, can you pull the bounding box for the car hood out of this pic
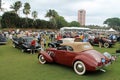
[82,50,105,62]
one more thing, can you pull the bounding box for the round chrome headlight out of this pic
[101,58,105,63]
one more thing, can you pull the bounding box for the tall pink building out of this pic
[78,10,86,26]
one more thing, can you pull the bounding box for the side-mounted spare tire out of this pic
[104,42,110,48]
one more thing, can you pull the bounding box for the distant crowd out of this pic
[0,29,120,49]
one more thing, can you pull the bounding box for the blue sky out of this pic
[1,0,120,26]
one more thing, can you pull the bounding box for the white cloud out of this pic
[1,0,120,26]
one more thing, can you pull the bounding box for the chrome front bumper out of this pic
[96,61,111,70]
[27,48,42,51]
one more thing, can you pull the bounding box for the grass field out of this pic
[0,40,120,80]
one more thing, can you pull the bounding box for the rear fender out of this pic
[38,51,53,63]
[73,55,97,70]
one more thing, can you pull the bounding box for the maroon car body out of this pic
[89,37,115,48]
[38,42,112,75]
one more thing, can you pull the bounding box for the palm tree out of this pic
[32,11,38,21]
[23,2,31,18]
[23,2,31,27]
[45,9,58,29]
[45,9,58,19]
[32,11,38,27]
[45,9,52,19]
[10,1,22,14]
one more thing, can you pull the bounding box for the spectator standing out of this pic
[40,36,45,51]
[79,33,84,42]
[30,38,36,54]
[57,33,62,40]
[43,34,47,50]
[98,34,103,48]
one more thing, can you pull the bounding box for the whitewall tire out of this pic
[74,61,86,75]
[104,43,109,48]
[38,54,46,64]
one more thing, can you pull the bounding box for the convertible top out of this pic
[61,42,93,52]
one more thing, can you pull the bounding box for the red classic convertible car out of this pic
[38,42,112,75]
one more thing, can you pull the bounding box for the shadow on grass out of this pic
[43,62,106,76]
[85,70,105,76]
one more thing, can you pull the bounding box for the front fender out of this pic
[38,51,53,63]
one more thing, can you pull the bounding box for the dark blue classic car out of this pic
[0,34,7,45]
[12,36,41,53]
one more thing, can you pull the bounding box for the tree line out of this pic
[0,1,80,29]
[104,17,120,31]
[1,1,120,30]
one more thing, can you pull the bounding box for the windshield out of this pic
[25,37,33,42]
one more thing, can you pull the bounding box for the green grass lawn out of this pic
[0,40,120,80]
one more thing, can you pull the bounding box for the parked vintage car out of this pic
[89,37,115,48]
[0,34,7,45]
[48,38,75,48]
[117,36,120,42]
[38,42,112,75]
[12,36,41,53]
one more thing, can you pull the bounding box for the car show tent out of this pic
[60,27,90,34]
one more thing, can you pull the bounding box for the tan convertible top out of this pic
[61,42,93,52]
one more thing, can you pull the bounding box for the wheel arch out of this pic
[38,51,53,63]
[73,60,86,75]
[72,55,87,67]
[72,55,96,70]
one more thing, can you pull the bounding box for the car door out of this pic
[54,46,75,66]
[18,37,25,48]
[22,38,28,48]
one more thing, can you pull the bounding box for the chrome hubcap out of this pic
[40,55,45,62]
[76,64,84,72]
